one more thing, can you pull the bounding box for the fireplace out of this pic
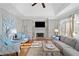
[36,33,44,37]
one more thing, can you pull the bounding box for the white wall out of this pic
[15,17,23,32]
[48,19,59,37]
[22,20,33,36]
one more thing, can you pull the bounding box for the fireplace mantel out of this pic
[33,19,48,38]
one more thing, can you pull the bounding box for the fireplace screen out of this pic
[36,33,44,37]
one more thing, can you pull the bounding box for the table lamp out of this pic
[54,29,59,36]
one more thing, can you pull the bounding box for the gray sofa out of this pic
[53,36,79,56]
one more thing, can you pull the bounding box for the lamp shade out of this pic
[54,29,59,32]
[73,32,76,37]
[10,29,17,34]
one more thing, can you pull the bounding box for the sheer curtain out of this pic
[74,14,79,38]
[59,15,74,38]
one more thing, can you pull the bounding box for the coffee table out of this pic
[43,40,61,56]
[27,40,43,56]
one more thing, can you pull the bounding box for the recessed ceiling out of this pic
[0,3,79,19]
[12,3,70,17]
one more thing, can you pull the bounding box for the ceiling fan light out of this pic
[42,3,45,8]
[32,3,46,8]
[32,3,37,6]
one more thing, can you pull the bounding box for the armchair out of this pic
[0,33,20,55]
[0,32,32,55]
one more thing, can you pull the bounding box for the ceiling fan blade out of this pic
[32,3,37,6]
[42,3,45,8]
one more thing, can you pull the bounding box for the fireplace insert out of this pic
[36,33,44,37]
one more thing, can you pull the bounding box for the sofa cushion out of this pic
[64,37,76,48]
[60,36,66,42]
[52,36,58,41]
[53,40,72,51]
[4,39,12,46]
[75,39,79,51]
[63,47,79,56]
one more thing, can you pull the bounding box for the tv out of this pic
[35,22,45,27]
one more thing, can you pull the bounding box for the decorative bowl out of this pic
[46,44,54,49]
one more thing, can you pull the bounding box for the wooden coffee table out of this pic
[43,40,61,56]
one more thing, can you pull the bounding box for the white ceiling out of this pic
[0,3,79,20]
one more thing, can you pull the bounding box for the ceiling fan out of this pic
[32,3,46,8]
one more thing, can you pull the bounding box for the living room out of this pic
[0,3,79,56]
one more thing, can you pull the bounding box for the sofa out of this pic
[52,36,79,56]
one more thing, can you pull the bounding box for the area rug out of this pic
[26,47,43,56]
[31,41,43,48]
